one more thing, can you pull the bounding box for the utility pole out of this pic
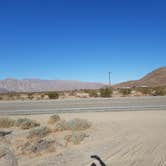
[108,72,111,86]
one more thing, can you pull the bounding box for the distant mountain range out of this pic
[0,79,105,93]
[114,67,166,88]
[0,67,165,93]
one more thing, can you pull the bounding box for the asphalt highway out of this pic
[0,96,166,115]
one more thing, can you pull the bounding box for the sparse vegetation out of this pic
[46,92,59,99]
[119,88,132,96]
[0,118,15,128]
[19,139,55,155]
[66,118,91,131]
[64,132,88,145]
[0,144,18,166]
[48,114,60,124]
[153,87,166,96]
[54,118,91,132]
[100,87,113,97]
[136,87,152,95]
[27,127,51,140]
[135,86,166,96]
[88,90,98,97]
[15,118,40,129]
[54,120,68,132]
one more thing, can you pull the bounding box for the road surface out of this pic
[0,96,166,115]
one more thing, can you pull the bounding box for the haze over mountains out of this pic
[114,67,166,88]
[0,79,104,93]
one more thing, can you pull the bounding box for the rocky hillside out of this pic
[0,79,104,93]
[114,67,166,88]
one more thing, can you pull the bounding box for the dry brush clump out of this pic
[153,87,166,96]
[15,118,40,129]
[66,118,91,131]
[53,118,91,132]
[0,144,18,166]
[119,88,132,96]
[27,126,51,140]
[0,118,15,128]
[18,138,55,155]
[136,87,153,95]
[54,120,68,132]
[64,132,89,145]
[48,114,60,124]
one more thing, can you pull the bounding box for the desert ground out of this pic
[1,110,166,166]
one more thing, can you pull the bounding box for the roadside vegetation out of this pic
[153,87,166,96]
[135,87,153,95]
[119,88,132,96]
[0,86,166,101]
[100,86,113,97]
[46,91,59,99]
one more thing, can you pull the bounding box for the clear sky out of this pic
[0,0,165,84]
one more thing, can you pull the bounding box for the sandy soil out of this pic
[1,111,166,166]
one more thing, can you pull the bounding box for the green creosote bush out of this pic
[88,90,98,97]
[119,88,132,96]
[46,92,59,99]
[100,87,113,97]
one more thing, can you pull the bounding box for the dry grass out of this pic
[27,127,51,140]
[48,114,60,124]
[54,118,91,132]
[18,138,55,155]
[64,132,89,145]
[0,144,18,166]
[66,118,91,131]
[0,118,15,128]
[54,120,68,132]
[15,118,40,129]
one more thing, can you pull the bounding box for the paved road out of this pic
[0,96,166,115]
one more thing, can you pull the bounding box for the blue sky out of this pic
[0,0,165,84]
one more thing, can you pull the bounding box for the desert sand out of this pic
[1,110,166,166]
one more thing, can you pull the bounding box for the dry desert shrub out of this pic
[18,138,55,155]
[15,118,40,129]
[48,114,60,124]
[64,132,89,145]
[0,118,15,128]
[54,120,68,132]
[66,118,91,131]
[54,118,91,132]
[0,144,18,166]
[27,126,51,140]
